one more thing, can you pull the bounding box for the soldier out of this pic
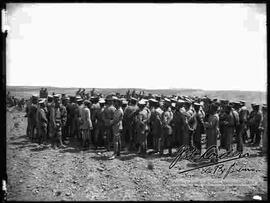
[191,103,205,155]
[102,95,116,151]
[81,100,93,148]
[109,97,124,159]
[135,100,151,156]
[232,102,241,152]
[182,101,194,147]
[248,103,256,143]
[46,95,54,140]
[61,95,70,141]
[160,98,174,156]
[37,99,48,145]
[50,94,67,148]
[29,95,38,142]
[171,100,185,148]
[69,96,76,138]
[219,100,229,149]
[238,100,249,144]
[122,97,139,151]
[77,98,84,143]
[204,103,219,161]
[90,96,100,147]
[260,105,267,154]
[223,104,238,152]
[94,98,106,148]
[25,98,32,138]
[249,104,262,146]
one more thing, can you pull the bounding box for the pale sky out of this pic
[6,3,267,91]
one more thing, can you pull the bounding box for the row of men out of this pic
[25,93,268,159]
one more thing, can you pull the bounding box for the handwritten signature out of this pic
[169,145,253,178]
[201,162,260,179]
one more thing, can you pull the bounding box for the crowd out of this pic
[24,89,267,160]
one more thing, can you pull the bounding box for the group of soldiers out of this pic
[25,89,268,160]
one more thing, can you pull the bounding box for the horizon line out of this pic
[6,85,267,93]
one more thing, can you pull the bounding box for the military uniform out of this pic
[205,113,219,150]
[238,103,249,143]
[135,101,151,155]
[112,105,124,156]
[150,106,163,152]
[248,106,262,146]
[191,104,205,154]
[102,100,116,150]
[81,101,93,147]
[50,98,67,147]
[37,100,48,144]
[29,100,38,141]
[122,102,139,150]
[160,107,173,155]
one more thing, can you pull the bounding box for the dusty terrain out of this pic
[6,107,267,201]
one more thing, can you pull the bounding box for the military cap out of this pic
[239,100,246,104]
[84,100,91,105]
[54,94,61,99]
[48,95,53,99]
[149,98,158,103]
[171,103,176,108]
[77,98,83,102]
[155,95,161,101]
[32,94,38,99]
[177,99,185,103]
[38,99,46,104]
[164,98,171,103]
[253,103,260,107]
[105,95,114,101]
[130,97,138,102]
[90,96,99,102]
[122,100,128,105]
[262,104,267,110]
[138,99,146,105]
[193,102,201,107]
[112,96,119,101]
[99,98,106,104]
[171,98,177,103]
[62,95,70,100]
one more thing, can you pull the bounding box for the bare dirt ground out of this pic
[6,107,268,201]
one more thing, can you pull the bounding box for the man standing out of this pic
[90,96,100,148]
[160,99,173,156]
[94,98,106,148]
[81,100,93,148]
[205,103,219,162]
[149,99,163,153]
[249,104,262,146]
[238,100,249,144]
[223,104,238,152]
[109,97,124,159]
[50,94,67,148]
[37,99,48,145]
[102,96,116,151]
[135,100,151,156]
[191,103,205,154]
[123,97,139,151]
[260,105,267,154]
[29,95,38,142]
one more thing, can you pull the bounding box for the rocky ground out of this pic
[6,107,268,201]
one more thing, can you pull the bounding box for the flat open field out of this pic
[6,108,268,201]
[5,87,267,201]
